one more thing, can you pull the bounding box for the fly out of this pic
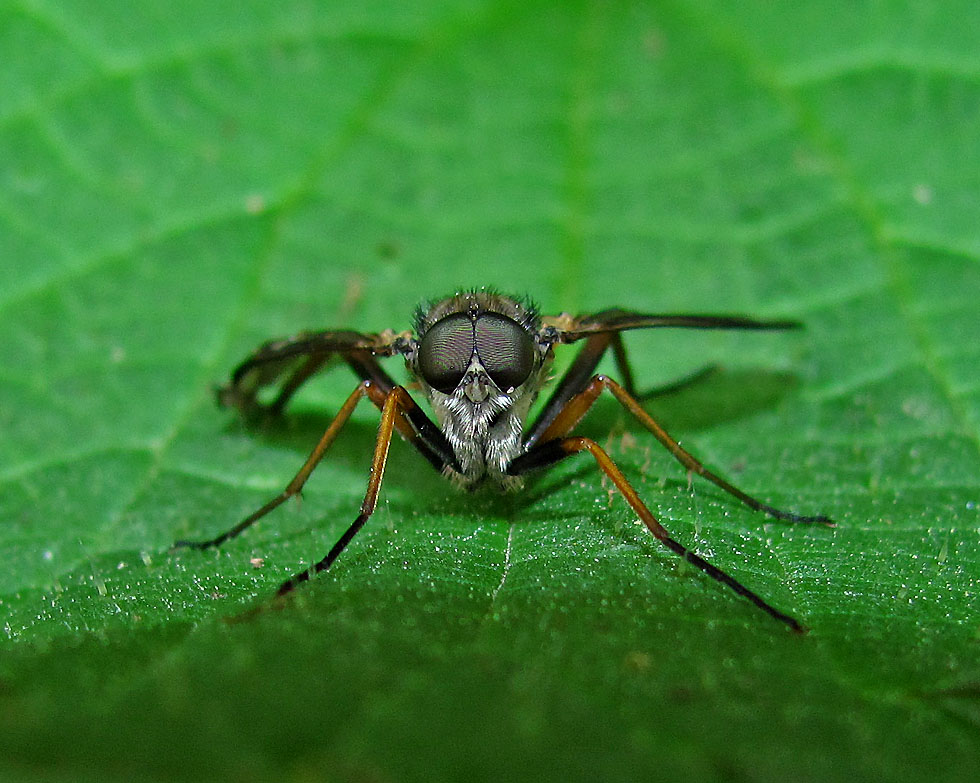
[174,290,833,631]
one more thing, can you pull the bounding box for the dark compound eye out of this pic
[474,313,535,391]
[418,314,473,393]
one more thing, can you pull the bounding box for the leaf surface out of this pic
[2,1,979,780]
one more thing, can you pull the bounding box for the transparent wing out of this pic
[218,329,402,416]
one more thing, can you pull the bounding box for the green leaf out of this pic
[2,1,979,780]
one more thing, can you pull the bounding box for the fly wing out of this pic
[524,309,802,446]
[545,309,801,343]
[218,329,403,416]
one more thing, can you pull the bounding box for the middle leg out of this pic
[532,374,833,525]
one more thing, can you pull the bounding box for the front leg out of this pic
[273,386,418,597]
[173,382,457,554]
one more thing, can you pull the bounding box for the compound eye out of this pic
[474,314,535,391]
[418,314,473,393]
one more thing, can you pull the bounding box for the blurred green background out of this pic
[1,1,978,781]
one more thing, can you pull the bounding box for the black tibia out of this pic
[348,352,460,472]
[275,512,371,597]
[388,385,461,474]
[507,438,573,474]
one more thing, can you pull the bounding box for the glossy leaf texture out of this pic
[1,1,978,781]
